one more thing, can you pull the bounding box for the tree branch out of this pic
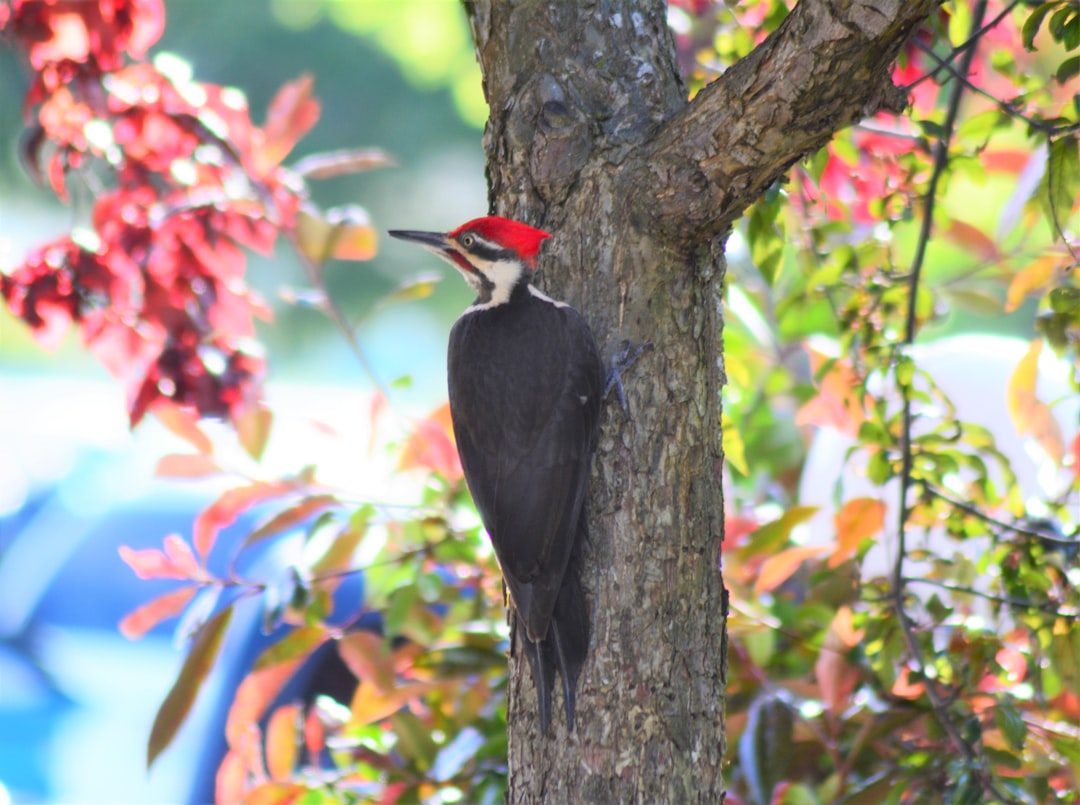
[634,0,944,241]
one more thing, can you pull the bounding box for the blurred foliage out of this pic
[7,0,1080,803]
[668,0,1080,801]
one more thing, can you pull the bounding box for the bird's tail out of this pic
[522,550,590,733]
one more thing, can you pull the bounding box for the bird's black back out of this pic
[447,283,602,729]
[448,285,603,637]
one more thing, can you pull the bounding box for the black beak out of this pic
[387,229,453,254]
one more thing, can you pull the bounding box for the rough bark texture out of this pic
[461,1,942,801]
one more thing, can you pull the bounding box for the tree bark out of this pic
[461,1,943,801]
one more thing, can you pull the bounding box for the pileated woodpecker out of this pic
[389,216,603,733]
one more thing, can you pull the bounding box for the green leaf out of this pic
[993,697,1028,751]
[737,505,819,561]
[147,606,233,768]
[1023,2,1057,50]
[1058,55,1080,84]
[1039,135,1080,234]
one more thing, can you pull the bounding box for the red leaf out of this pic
[194,481,294,558]
[303,707,325,757]
[291,147,395,179]
[399,403,463,481]
[257,74,320,173]
[815,606,864,715]
[163,534,203,579]
[119,544,194,581]
[119,586,198,640]
[156,453,222,479]
[148,606,233,769]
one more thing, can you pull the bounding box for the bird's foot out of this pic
[604,339,653,412]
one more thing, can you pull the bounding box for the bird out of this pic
[388,215,604,733]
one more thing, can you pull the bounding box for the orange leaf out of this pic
[155,453,222,479]
[226,627,329,748]
[265,705,300,783]
[257,73,320,173]
[1005,255,1059,313]
[892,666,925,700]
[753,545,828,594]
[215,748,250,805]
[1007,339,1065,466]
[151,400,214,455]
[194,481,294,558]
[795,347,867,436]
[399,402,462,481]
[830,497,886,568]
[119,586,198,640]
[348,679,447,727]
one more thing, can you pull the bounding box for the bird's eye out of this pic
[461,234,474,248]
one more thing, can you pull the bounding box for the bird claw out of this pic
[603,339,653,412]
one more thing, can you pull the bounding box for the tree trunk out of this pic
[461,1,943,800]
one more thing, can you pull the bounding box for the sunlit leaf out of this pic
[722,413,749,476]
[399,402,463,481]
[257,73,321,173]
[1006,339,1065,466]
[830,497,886,568]
[754,545,827,594]
[737,505,819,561]
[236,405,273,463]
[349,679,448,727]
[119,586,197,640]
[148,606,233,768]
[1005,254,1058,312]
[119,543,195,581]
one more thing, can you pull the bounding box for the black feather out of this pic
[448,281,602,732]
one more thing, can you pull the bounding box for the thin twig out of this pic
[913,39,1080,138]
[904,576,1074,617]
[924,484,1078,546]
[891,3,1022,801]
[904,0,1027,90]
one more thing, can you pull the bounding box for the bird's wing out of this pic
[449,302,603,642]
